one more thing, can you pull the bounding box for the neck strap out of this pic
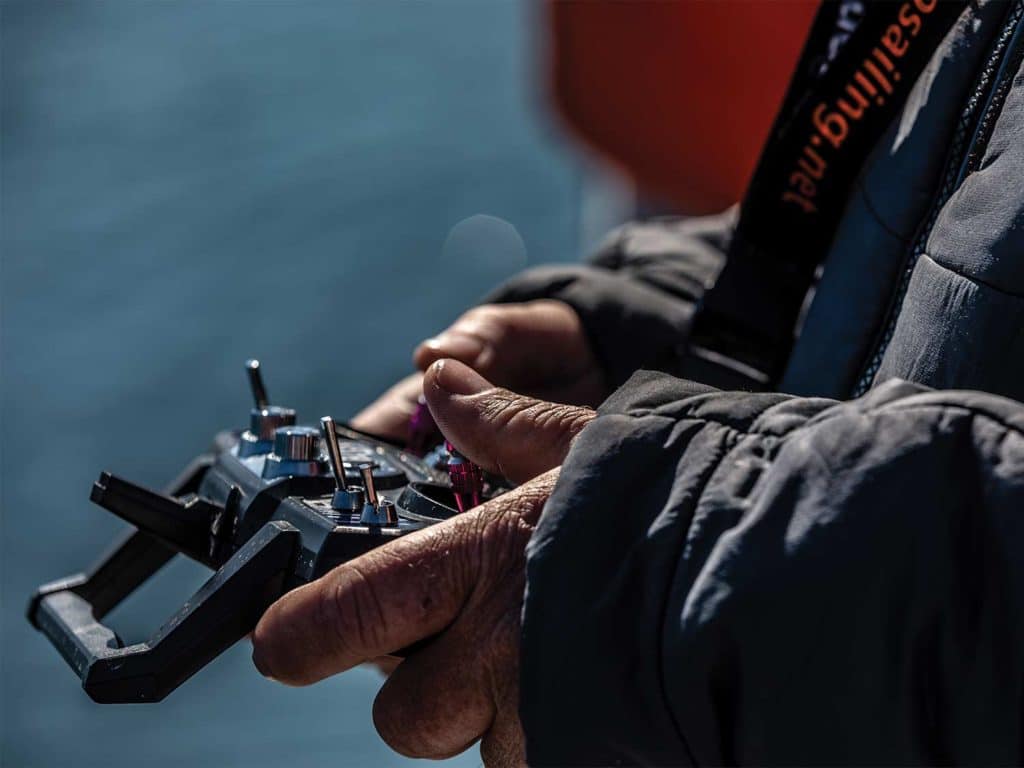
[683,0,971,389]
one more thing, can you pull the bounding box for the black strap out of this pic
[682,0,971,389]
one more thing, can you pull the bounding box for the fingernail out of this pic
[421,333,485,363]
[431,359,492,396]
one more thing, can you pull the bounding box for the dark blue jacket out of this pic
[493,1,1024,763]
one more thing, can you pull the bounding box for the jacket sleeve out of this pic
[519,371,1024,766]
[485,209,735,390]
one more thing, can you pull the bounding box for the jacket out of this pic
[490,1,1024,763]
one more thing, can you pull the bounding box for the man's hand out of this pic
[253,360,596,765]
[414,300,606,408]
[349,300,605,443]
[423,358,597,484]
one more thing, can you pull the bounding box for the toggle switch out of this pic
[355,461,398,526]
[378,498,399,526]
[262,426,328,480]
[358,462,381,524]
[359,462,379,508]
[321,416,366,513]
[246,358,270,410]
[239,359,296,457]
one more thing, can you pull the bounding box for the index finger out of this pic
[250,473,555,686]
[251,523,465,686]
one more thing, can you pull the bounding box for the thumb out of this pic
[424,359,595,484]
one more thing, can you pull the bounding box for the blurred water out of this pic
[0,2,582,765]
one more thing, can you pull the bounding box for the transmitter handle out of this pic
[29,521,300,703]
[27,456,299,703]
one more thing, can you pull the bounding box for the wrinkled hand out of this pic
[349,299,605,443]
[414,300,606,408]
[253,359,596,765]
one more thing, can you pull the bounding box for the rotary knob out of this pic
[249,406,297,441]
[262,426,328,479]
[274,426,321,461]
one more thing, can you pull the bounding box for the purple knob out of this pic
[446,441,483,513]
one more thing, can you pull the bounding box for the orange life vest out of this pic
[546,1,820,213]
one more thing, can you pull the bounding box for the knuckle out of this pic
[459,304,514,343]
[322,565,386,661]
[530,401,593,438]
[476,388,535,431]
[473,484,549,554]
[556,404,597,447]
[457,304,492,324]
[529,402,595,461]
[409,524,469,619]
[479,391,593,442]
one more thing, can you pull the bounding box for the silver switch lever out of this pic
[359,462,379,506]
[245,359,270,409]
[320,416,364,512]
[355,463,400,526]
[239,359,296,457]
[319,416,346,489]
[378,498,399,526]
[358,462,386,525]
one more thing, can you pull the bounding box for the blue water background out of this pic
[0,2,585,765]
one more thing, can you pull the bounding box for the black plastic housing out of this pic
[27,426,468,703]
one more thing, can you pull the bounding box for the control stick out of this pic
[239,359,296,457]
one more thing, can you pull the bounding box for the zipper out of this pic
[852,0,1024,397]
